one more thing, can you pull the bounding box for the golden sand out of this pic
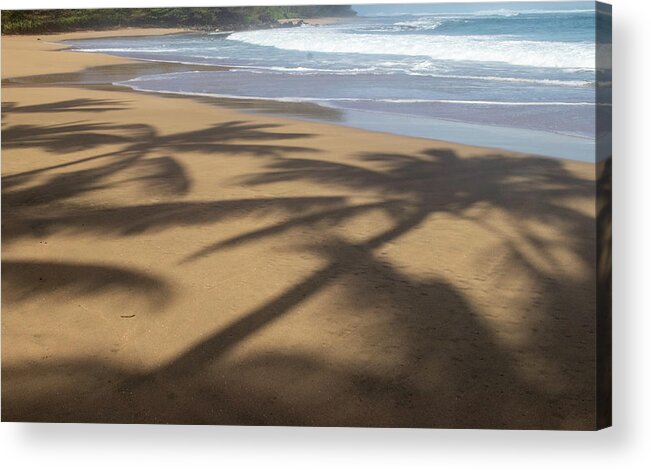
[1,30,597,428]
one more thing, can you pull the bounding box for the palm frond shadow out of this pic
[2,98,598,428]
[2,260,172,311]
[2,100,319,210]
[2,99,129,114]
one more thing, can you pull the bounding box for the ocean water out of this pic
[64,2,611,161]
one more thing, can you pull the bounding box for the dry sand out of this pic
[1,30,598,429]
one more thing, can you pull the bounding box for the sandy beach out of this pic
[1,30,598,429]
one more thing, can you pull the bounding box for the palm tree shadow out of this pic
[128,147,596,428]
[2,96,599,428]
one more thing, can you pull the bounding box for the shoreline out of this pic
[2,29,598,428]
[5,28,594,162]
[1,28,191,79]
[6,60,589,164]
[0,29,499,157]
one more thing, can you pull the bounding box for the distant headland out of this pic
[1,6,356,34]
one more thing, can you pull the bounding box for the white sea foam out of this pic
[362,9,593,18]
[74,48,181,53]
[228,28,595,69]
[120,71,201,82]
[117,81,598,107]
[232,66,592,86]
[121,64,592,87]
[471,8,594,16]
[120,65,592,88]
[393,18,444,29]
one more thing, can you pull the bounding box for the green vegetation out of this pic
[1,6,356,34]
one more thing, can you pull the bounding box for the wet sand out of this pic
[1,30,598,429]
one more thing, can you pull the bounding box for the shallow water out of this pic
[61,2,611,161]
